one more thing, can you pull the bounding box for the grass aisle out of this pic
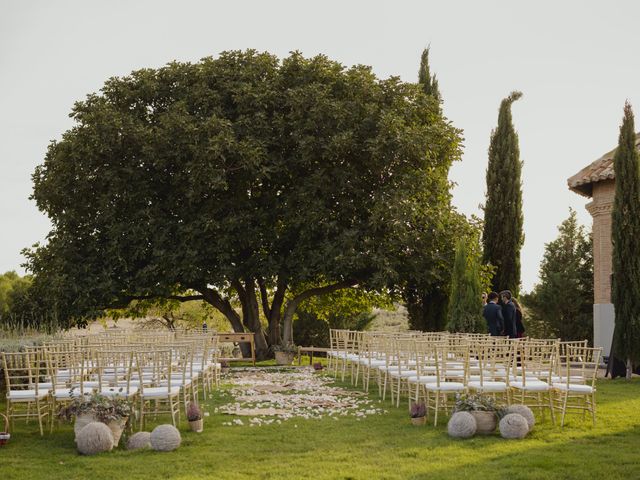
[1,371,639,480]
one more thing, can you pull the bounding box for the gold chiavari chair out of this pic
[137,349,181,430]
[423,343,467,426]
[509,342,556,423]
[553,345,602,427]
[1,351,50,435]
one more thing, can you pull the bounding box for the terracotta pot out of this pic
[470,411,497,434]
[75,413,128,447]
[275,351,295,366]
[189,419,204,433]
[411,416,427,426]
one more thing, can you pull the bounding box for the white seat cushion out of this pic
[101,387,139,397]
[8,389,49,400]
[553,383,594,394]
[424,382,465,391]
[468,381,507,392]
[141,386,180,398]
[406,375,439,384]
[511,380,550,391]
[389,370,418,378]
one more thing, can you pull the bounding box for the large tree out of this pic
[523,209,593,342]
[482,91,524,296]
[611,102,640,380]
[25,50,462,358]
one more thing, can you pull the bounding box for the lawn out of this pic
[1,371,639,480]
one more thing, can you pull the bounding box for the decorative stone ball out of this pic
[150,424,181,452]
[499,413,529,439]
[76,422,114,455]
[506,405,535,430]
[126,431,151,450]
[447,412,477,439]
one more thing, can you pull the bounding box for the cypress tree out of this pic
[447,238,484,333]
[405,46,447,331]
[418,47,441,102]
[611,102,640,380]
[482,91,524,296]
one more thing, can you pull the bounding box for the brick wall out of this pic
[586,179,614,304]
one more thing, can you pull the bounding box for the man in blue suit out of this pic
[482,292,504,336]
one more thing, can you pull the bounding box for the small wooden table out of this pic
[297,346,330,365]
[214,332,256,366]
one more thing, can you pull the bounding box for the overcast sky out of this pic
[1,0,639,292]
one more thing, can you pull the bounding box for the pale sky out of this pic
[2,0,639,292]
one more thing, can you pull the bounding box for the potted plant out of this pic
[272,343,297,365]
[187,402,204,433]
[453,394,504,434]
[58,390,131,447]
[410,401,427,426]
[0,413,10,446]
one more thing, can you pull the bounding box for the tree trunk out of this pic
[201,287,251,358]
[242,278,270,360]
[259,278,287,347]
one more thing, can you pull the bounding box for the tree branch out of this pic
[125,294,205,303]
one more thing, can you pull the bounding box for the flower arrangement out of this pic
[187,402,204,432]
[454,393,505,415]
[410,401,427,418]
[187,402,202,422]
[58,390,131,423]
[453,393,506,434]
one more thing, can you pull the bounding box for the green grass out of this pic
[2,373,639,480]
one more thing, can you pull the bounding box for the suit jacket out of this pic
[502,301,517,338]
[483,302,504,336]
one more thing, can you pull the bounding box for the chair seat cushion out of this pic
[141,386,181,398]
[511,380,550,391]
[389,370,418,378]
[406,375,439,384]
[101,387,139,397]
[468,381,507,392]
[553,383,594,394]
[8,389,49,400]
[424,382,466,391]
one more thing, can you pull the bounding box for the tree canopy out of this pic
[26,50,462,357]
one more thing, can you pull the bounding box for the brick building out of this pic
[567,133,640,355]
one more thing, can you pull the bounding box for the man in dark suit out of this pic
[483,292,504,336]
[500,290,517,338]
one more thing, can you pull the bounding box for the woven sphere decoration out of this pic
[506,405,535,430]
[447,412,477,439]
[150,424,181,452]
[76,422,114,455]
[126,432,151,450]
[499,413,529,439]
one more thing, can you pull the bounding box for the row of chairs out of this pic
[2,332,222,435]
[328,330,601,427]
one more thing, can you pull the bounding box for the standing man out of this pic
[483,292,504,336]
[500,290,517,338]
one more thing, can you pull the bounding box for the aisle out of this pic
[217,367,387,426]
